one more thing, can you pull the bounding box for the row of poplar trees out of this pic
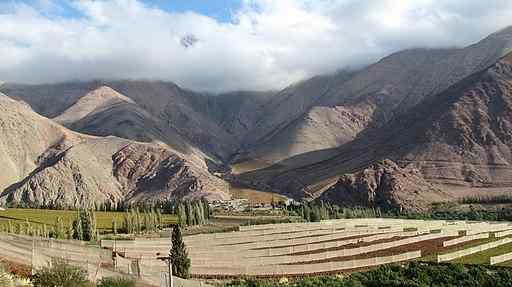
[119,208,163,234]
[0,209,98,241]
[176,199,211,227]
[297,202,382,222]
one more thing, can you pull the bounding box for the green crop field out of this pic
[0,208,176,231]
[452,241,512,266]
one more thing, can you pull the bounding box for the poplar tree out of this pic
[171,225,190,279]
[112,219,117,236]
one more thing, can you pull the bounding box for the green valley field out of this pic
[0,208,176,231]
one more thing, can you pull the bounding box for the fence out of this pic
[490,252,512,265]
[437,238,512,262]
[190,250,422,276]
[0,233,211,287]
[186,224,400,245]
[189,230,425,258]
[191,232,453,267]
[442,233,490,247]
[0,233,116,282]
[187,227,404,252]
[494,229,512,238]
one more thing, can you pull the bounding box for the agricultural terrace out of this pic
[0,208,176,231]
[101,218,512,278]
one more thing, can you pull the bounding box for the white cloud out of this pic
[0,0,511,92]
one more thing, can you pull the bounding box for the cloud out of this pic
[0,0,511,92]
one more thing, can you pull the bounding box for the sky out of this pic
[1,0,512,92]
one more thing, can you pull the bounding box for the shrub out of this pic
[0,268,14,287]
[31,259,89,287]
[0,263,32,287]
[97,277,136,287]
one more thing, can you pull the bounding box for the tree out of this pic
[54,217,65,239]
[72,209,97,241]
[171,225,190,279]
[112,220,117,236]
[185,201,192,226]
[32,258,89,287]
[176,204,186,227]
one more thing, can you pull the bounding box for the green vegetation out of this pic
[72,209,97,241]
[420,237,498,262]
[32,258,89,287]
[452,242,512,265]
[223,262,512,287]
[96,277,135,287]
[0,208,176,233]
[287,202,382,222]
[395,208,512,221]
[176,199,211,227]
[121,208,162,234]
[5,199,181,213]
[286,201,512,223]
[171,225,191,279]
[461,195,512,205]
[0,263,32,287]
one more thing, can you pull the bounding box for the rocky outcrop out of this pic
[320,160,447,212]
[113,144,220,202]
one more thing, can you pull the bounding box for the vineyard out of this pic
[4,217,512,285]
[102,218,512,278]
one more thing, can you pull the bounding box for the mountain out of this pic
[3,27,512,210]
[1,81,242,160]
[318,160,448,212]
[233,27,512,170]
[0,93,228,208]
[237,52,512,210]
[52,86,197,155]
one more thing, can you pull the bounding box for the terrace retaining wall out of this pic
[490,252,512,265]
[442,233,490,247]
[437,238,512,262]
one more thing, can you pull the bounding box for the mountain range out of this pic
[2,26,512,211]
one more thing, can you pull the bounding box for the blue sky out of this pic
[3,0,242,22]
[144,0,242,22]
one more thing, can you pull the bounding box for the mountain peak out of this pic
[54,86,135,125]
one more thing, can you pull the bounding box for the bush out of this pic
[32,259,89,287]
[223,263,512,287]
[0,268,14,287]
[97,277,136,287]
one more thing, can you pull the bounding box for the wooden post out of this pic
[157,229,173,287]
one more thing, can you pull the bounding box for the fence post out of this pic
[31,236,35,275]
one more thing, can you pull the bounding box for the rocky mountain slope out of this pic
[234,27,512,169]
[53,86,197,155]
[0,94,228,208]
[2,82,286,163]
[237,52,512,210]
[318,160,448,212]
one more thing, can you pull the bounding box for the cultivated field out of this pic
[102,218,512,277]
[0,208,177,231]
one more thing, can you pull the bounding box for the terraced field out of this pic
[4,216,512,282]
[101,218,512,278]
